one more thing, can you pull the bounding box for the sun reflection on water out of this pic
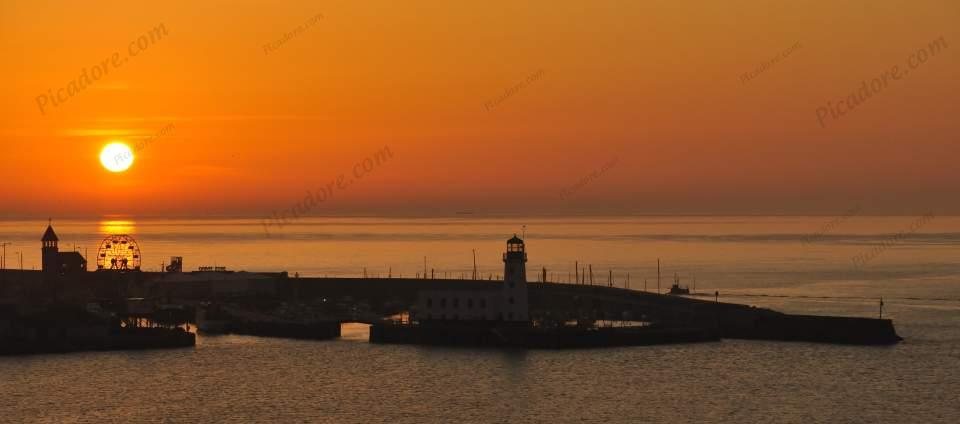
[98,219,136,235]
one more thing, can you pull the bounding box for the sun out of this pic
[100,142,134,173]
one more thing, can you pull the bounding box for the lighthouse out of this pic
[502,234,529,321]
[413,234,532,322]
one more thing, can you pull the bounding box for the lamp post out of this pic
[0,242,11,271]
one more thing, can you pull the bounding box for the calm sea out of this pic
[1,216,958,423]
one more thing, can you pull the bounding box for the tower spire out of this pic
[42,221,60,273]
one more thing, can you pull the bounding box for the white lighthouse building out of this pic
[501,235,529,321]
[414,235,530,323]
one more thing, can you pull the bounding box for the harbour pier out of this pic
[0,224,902,354]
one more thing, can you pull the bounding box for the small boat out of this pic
[667,274,690,295]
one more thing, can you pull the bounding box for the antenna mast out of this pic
[472,249,478,280]
[657,258,661,294]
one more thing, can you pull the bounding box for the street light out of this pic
[0,242,11,271]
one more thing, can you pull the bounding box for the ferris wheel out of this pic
[96,234,142,271]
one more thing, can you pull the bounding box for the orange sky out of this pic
[1,0,958,217]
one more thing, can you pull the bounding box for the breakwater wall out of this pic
[186,276,907,345]
[1,305,195,356]
[370,322,720,349]
[1,322,195,356]
[717,311,902,345]
[208,320,341,340]
[3,271,904,345]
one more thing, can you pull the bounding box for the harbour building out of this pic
[414,235,530,322]
[41,223,87,274]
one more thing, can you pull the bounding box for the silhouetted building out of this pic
[41,224,59,273]
[415,235,530,322]
[41,223,87,274]
[166,256,183,273]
